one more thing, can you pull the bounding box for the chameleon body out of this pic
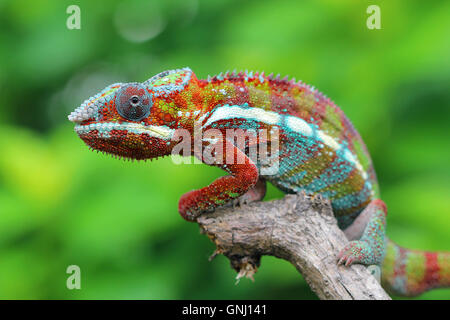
[69,68,449,297]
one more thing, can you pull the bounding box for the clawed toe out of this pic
[337,241,364,266]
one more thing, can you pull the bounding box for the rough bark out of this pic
[197,193,391,300]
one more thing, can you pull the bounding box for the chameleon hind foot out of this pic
[337,240,378,266]
[337,199,387,267]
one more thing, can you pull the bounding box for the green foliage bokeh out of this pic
[0,0,448,299]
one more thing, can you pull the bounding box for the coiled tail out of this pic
[381,238,450,296]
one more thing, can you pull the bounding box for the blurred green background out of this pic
[0,0,448,299]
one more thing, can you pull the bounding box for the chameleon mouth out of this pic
[74,122,175,140]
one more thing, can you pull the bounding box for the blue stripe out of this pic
[302,148,354,194]
[276,132,322,177]
[331,180,373,211]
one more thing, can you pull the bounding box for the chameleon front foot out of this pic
[179,178,265,221]
[179,138,259,221]
[229,179,267,207]
[178,189,216,221]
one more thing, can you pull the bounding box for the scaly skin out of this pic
[69,67,449,296]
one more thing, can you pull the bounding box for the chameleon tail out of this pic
[381,238,450,296]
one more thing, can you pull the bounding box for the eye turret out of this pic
[115,84,152,121]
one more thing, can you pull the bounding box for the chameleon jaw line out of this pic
[74,122,175,140]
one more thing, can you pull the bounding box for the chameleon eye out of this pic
[115,84,152,121]
[130,95,140,105]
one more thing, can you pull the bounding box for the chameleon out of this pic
[68,67,449,297]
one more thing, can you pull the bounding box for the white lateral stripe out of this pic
[317,130,340,150]
[285,116,313,137]
[203,105,281,128]
[202,104,367,177]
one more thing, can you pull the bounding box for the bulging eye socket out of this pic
[115,84,152,121]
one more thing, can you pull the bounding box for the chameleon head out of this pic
[68,68,196,160]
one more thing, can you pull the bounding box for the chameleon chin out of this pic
[69,67,449,297]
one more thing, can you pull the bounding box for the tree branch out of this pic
[197,193,391,300]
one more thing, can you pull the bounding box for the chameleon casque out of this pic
[69,67,449,297]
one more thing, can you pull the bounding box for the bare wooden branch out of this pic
[197,193,391,300]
